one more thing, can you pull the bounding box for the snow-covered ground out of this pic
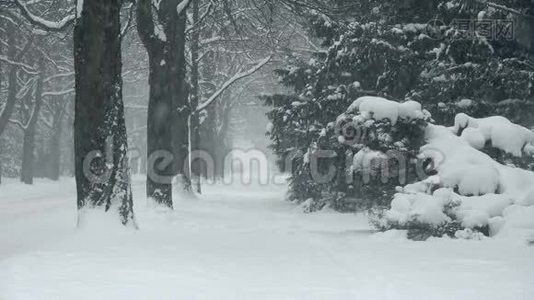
[0,177,533,299]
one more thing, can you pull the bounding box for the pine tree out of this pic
[264,0,534,211]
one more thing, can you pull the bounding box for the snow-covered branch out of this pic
[8,118,28,131]
[14,0,75,32]
[42,88,74,98]
[0,55,37,74]
[475,0,533,19]
[120,3,135,39]
[186,0,214,34]
[200,36,251,46]
[16,77,37,100]
[196,55,272,112]
[44,72,75,83]
[177,0,192,15]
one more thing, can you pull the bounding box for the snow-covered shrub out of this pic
[453,113,534,170]
[335,96,431,209]
[374,110,534,240]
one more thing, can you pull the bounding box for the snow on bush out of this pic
[422,125,502,196]
[347,96,429,125]
[365,98,534,241]
[454,113,534,156]
[335,96,431,209]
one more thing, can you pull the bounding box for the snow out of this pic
[440,160,500,196]
[343,98,534,240]
[499,205,534,240]
[265,122,274,134]
[454,113,534,157]
[430,123,534,198]
[429,116,534,205]
[387,192,451,225]
[154,23,167,42]
[458,194,512,220]
[16,1,76,30]
[357,97,399,124]
[460,127,486,149]
[423,125,503,196]
[454,193,512,228]
[386,120,534,237]
[402,23,428,33]
[351,147,387,173]
[348,96,427,125]
[152,0,162,9]
[456,98,474,108]
[346,97,534,239]
[176,0,192,14]
[398,100,424,119]
[76,0,84,18]
[1,177,534,299]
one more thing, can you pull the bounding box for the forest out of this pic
[0,0,534,299]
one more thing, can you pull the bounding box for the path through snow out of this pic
[0,177,533,299]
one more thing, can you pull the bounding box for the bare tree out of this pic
[10,54,44,184]
[73,0,136,226]
[137,0,192,208]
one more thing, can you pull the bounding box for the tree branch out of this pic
[196,54,272,112]
[14,0,75,32]
[0,55,37,74]
[120,3,135,40]
[177,0,193,15]
[42,88,74,98]
[186,0,214,34]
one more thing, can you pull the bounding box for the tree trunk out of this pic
[47,106,65,181]
[20,58,44,185]
[0,23,3,185]
[0,23,34,185]
[189,0,202,194]
[21,126,37,184]
[0,24,18,137]
[200,102,218,179]
[0,26,17,186]
[137,0,191,207]
[74,0,136,226]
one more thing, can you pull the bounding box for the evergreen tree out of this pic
[264,0,534,211]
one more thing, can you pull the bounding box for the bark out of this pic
[47,104,65,181]
[74,0,136,226]
[0,26,17,186]
[0,24,34,184]
[200,98,231,179]
[20,58,44,185]
[189,0,202,194]
[0,24,18,137]
[137,0,191,207]
[0,23,3,185]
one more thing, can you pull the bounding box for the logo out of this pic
[425,18,515,41]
